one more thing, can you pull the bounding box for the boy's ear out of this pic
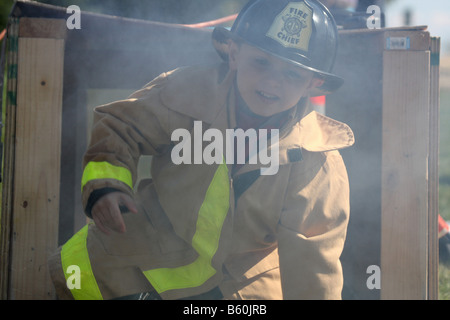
[309,78,325,90]
[228,40,240,71]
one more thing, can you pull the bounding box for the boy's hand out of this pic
[91,191,138,235]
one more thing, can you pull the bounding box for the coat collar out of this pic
[296,110,355,152]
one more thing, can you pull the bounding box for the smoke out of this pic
[36,0,246,24]
[25,0,249,242]
[10,0,427,300]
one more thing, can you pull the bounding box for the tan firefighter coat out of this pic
[49,63,354,300]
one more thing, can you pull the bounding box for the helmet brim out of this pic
[212,26,344,97]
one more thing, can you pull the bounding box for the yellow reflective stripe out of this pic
[61,224,103,300]
[81,161,133,191]
[143,162,230,293]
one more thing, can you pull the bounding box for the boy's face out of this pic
[228,41,321,117]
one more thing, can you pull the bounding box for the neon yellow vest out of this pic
[61,161,229,299]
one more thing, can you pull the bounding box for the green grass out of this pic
[440,90,450,182]
[440,263,450,300]
[439,88,450,299]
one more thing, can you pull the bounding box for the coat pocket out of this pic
[93,210,161,257]
[137,179,194,258]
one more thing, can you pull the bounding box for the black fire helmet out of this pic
[212,0,344,96]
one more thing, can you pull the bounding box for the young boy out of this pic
[49,0,354,300]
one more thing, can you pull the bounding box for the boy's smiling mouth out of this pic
[256,90,279,101]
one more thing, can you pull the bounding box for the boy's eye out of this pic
[285,70,302,80]
[253,58,270,67]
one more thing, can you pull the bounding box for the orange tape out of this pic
[182,13,238,28]
[0,29,6,42]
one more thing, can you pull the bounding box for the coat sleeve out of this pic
[81,72,191,213]
[276,151,350,299]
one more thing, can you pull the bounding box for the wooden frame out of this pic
[0,17,66,300]
[328,27,439,300]
[381,46,430,300]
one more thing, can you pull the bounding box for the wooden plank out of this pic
[9,37,64,299]
[383,30,430,51]
[338,25,428,35]
[428,37,440,300]
[381,50,430,299]
[0,17,19,300]
[18,18,67,39]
